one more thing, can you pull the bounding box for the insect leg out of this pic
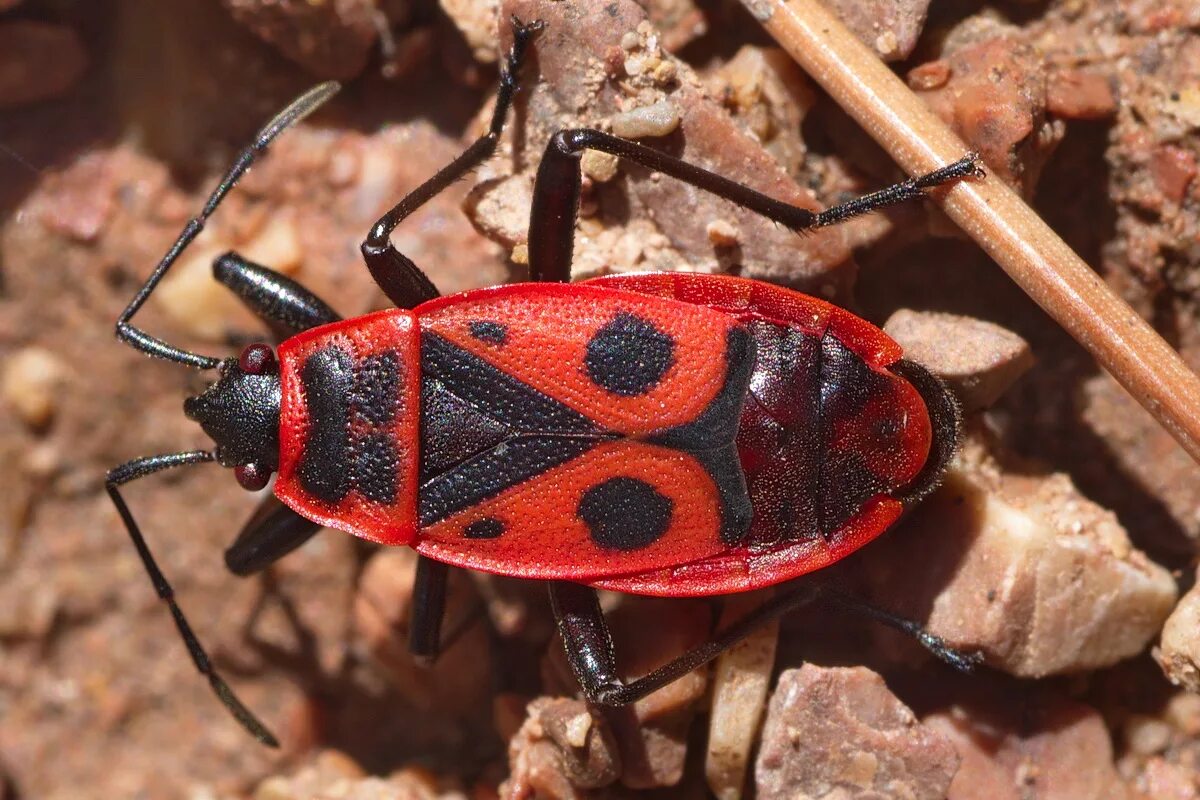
[213,252,341,340]
[361,17,545,307]
[115,83,340,369]
[811,584,984,672]
[224,497,323,577]
[528,128,981,283]
[107,451,280,746]
[550,580,980,706]
[408,556,449,664]
[549,581,816,706]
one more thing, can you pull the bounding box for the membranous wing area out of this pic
[412,284,755,580]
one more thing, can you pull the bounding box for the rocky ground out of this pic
[1,0,1198,798]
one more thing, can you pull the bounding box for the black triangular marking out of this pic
[420,377,515,481]
[421,333,600,435]
[419,435,599,526]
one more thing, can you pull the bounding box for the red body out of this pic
[274,274,934,597]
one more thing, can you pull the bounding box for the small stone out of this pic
[0,21,87,108]
[926,694,1129,800]
[914,28,1061,196]
[240,212,303,275]
[2,347,68,431]
[755,665,959,800]
[1046,69,1117,120]
[1156,567,1200,692]
[221,0,386,79]
[706,219,741,248]
[860,431,1178,677]
[1124,715,1172,756]
[907,60,951,91]
[503,697,621,797]
[581,149,620,183]
[822,0,931,61]
[441,0,501,63]
[610,101,682,139]
[884,309,1034,412]
[706,594,779,800]
[463,174,534,249]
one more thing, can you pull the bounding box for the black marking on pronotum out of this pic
[464,517,506,539]
[578,477,674,551]
[585,311,676,397]
[352,350,402,425]
[469,320,509,345]
[353,431,400,504]
[298,347,354,502]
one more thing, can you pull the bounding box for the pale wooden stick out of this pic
[744,0,1200,465]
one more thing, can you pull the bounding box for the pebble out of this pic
[755,665,959,800]
[859,430,1178,677]
[2,347,67,431]
[610,101,682,139]
[884,309,1034,412]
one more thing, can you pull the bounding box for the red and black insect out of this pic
[107,19,982,746]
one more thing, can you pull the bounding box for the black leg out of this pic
[213,252,341,340]
[811,584,984,671]
[360,17,545,308]
[115,82,340,370]
[106,452,279,746]
[224,496,323,577]
[408,556,449,664]
[528,128,982,284]
[550,580,980,707]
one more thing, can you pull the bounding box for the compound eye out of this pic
[234,462,272,491]
[238,343,276,375]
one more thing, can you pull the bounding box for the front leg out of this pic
[360,17,545,307]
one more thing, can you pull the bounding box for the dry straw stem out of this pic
[743,0,1200,465]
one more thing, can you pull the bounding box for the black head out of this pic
[184,343,281,489]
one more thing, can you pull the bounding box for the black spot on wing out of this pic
[469,320,508,345]
[299,347,353,502]
[578,477,673,551]
[584,312,676,396]
[464,517,506,539]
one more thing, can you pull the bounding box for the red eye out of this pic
[234,462,272,491]
[239,343,276,375]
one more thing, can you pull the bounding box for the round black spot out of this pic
[578,477,673,551]
[464,517,506,539]
[584,312,675,396]
[469,320,508,345]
